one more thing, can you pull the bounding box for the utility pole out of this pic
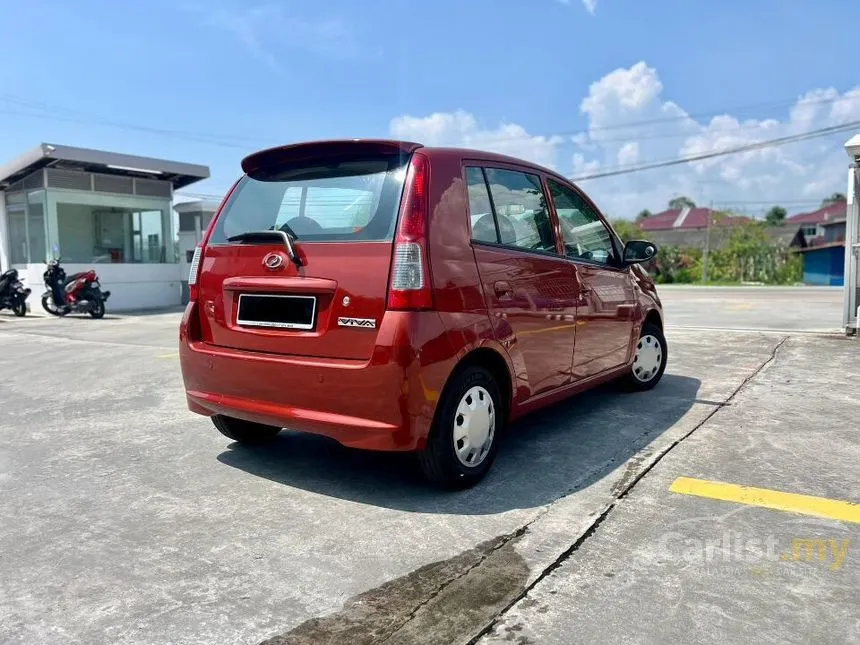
[702,200,713,282]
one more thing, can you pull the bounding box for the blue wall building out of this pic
[798,242,845,286]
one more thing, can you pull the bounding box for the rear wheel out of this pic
[621,322,668,391]
[212,415,281,444]
[41,293,67,316]
[418,365,503,489]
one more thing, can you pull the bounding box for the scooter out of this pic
[41,258,110,319]
[0,268,30,317]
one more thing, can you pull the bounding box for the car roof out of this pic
[419,145,567,181]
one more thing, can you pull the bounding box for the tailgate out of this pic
[196,142,416,361]
[198,241,393,360]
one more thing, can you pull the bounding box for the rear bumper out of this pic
[179,302,457,451]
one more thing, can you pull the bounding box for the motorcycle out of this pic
[0,268,30,317]
[41,259,111,319]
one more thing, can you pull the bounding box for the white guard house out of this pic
[0,143,209,311]
[845,135,860,335]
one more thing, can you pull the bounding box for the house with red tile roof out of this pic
[788,201,848,286]
[784,200,847,244]
[636,205,805,251]
[638,206,748,232]
[635,206,755,251]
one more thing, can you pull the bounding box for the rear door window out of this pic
[466,167,499,244]
[480,168,557,254]
[209,156,409,244]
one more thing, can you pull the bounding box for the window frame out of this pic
[544,176,627,272]
[463,160,563,259]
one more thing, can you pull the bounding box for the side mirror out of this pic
[623,240,657,264]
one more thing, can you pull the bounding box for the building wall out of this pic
[824,222,846,243]
[14,262,182,311]
[802,247,845,286]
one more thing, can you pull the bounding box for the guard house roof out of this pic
[0,143,210,190]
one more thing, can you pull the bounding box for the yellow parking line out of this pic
[157,353,179,359]
[669,477,860,524]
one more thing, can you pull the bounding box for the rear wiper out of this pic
[227,230,302,267]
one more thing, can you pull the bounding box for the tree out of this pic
[765,205,787,226]
[636,209,652,221]
[822,193,846,207]
[610,218,640,243]
[668,196,696,210]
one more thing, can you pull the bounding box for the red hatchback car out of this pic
[179,139,666,488]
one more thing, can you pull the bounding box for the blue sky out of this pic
[2,0,859,217]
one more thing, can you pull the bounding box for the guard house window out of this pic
[7,201,27,264]
[5,190,47,264]
[56,202,173,264]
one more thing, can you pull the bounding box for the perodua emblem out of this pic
[263,252,285,271]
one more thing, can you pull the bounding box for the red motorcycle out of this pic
[41,259,110,319]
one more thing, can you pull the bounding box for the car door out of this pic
[467,164,580,397]
[545,178,638,381]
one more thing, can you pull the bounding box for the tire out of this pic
[41,293,66,316]
[418,365,503,490]
[12,298,26,317]
[89,299,105,319]
[212,414,282,444]
[621,321,668,391]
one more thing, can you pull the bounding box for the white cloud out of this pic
[390,110,564,170]
[187,4,358,74]
[554,0,597,15]
[617,141,639,166]
[388,61,860,219]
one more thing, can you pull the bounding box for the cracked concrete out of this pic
[477,334,859,645]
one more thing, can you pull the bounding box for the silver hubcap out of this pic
[633,334,663,382]
[453,386,495,467]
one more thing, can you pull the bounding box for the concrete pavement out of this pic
[478,334,859,645]
[0,286,855,644]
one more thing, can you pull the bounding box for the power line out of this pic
[177,121,860,200]
[570,120,860,181]
[579,94,853,133]
[0,91,855,149]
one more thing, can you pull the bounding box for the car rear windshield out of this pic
[208,155,410,244]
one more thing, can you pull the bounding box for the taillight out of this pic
[188,245,203,301]
[387,153,433,311]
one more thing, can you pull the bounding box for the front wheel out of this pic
[12,298,26,317]
[89,298,105,319]
[418,365,503,489]
[212,415,282,444]
[621,322,668,391]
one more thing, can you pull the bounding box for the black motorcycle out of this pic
[41,259,110,319]
[0,268,30,317]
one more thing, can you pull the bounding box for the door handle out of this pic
[494,281,513,298]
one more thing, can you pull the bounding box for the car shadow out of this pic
[216,373,701,515]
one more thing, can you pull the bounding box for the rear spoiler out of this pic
[241,139,424,176]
